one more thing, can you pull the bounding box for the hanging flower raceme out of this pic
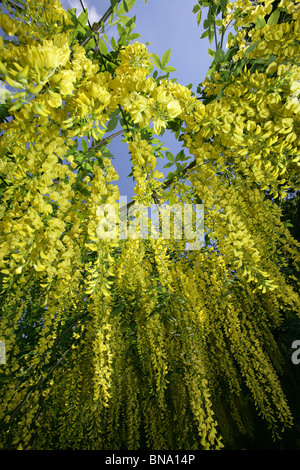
[117,41,153,78]
[0,0,300,452]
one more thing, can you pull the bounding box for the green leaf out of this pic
[152,53,162,69]
[197,8,202,25]
[164,162,174,169]
[119,0,135,14]
[128,33,141,40]
[232,58,245,77]
[203,18,210,29]
[86,161,93,170]
[81,139,89,153]
[244,40,260,58]
[0,104,10,123]
[110,109,121,119]
[98,37,108,55]
[215,19,223,27]
[192,4,200,13]
[67,8,77,20]
[110,0,119,8]
[227,31,234,42]
[117,22,125,37]
[102,147,114,160]
[162,65,177,73]
[220,70,231,82]
[265,54,277,67]
[255,17,266,30]
[111,303,123,317]
[166,151,174,162]
[76,10,88,33]
[74,153,84,166]
[208,48,215,58]
[118,15,130,25]
[214,48,225,64]
[111,36,118,51]
[216,86,224,101]
[106,117,119,132]
[220,0,227,12]
[224,47,235,61]
[175,150,184,162]
[206,64,216,76]
[161,49,171,69]
[267,9,280,25]
[208,27,214,44]
[78,10,88,24]
[124,15,136,31]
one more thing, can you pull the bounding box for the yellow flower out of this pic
[0,14,18,36]
[153,118,166,135]
[47,90,62,108]
[167,100,182,119]
[118,42,153,76]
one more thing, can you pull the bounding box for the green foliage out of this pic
[0,103,10,123]
[152,49,177,76]
[0,0,300,452]
[66,7,89,35]
[193,0,229,45]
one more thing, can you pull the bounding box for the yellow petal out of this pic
[167,100,182,118]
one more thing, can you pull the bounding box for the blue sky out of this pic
[60,0,216,201]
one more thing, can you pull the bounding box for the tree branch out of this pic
[10,347,72,420]
[0,175,8,186]
[79,0,123,48]
[0,0,24,11]
[93,0,123,31]
[86,129,124,155]
[214,20,218,50]
[79,0,92,30]
[120,158,197,215]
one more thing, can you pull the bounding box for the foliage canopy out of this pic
[0,0,300,450]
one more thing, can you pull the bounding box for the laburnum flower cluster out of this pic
[0,0,299,452]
